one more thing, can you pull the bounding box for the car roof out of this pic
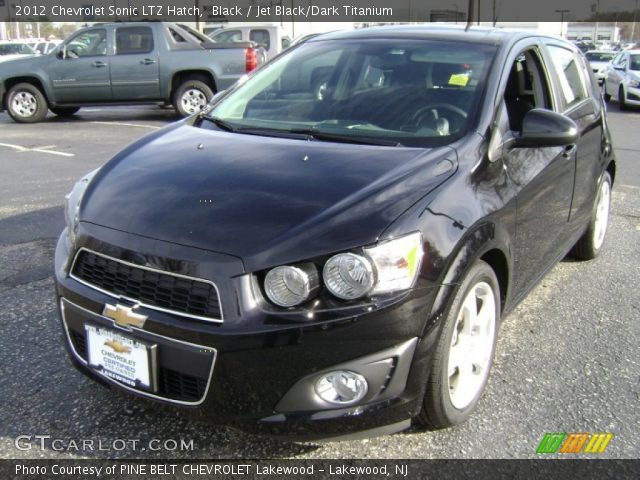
[311,24,544,46]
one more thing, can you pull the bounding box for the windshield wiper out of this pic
[201,115,236,132]
[290,128,402,147]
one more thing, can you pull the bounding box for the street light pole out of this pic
[632,0,639,42]
[555,9,569,37]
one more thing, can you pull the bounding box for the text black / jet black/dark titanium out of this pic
[54,25,615,439]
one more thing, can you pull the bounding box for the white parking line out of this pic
[90,121,161,130]
[0,142,75,157]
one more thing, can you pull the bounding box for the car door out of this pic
[110,26,160,101]
[498,44,576,296]
[606,52,626,98]
[542,43,604,234]
[48,27,111,103]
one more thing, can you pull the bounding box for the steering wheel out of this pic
[410,103,468,129]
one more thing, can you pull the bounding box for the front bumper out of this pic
[54,224,441,438]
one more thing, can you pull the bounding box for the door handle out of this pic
[140,59,157,65]
[92,61,108,68]
[562,144,577,159]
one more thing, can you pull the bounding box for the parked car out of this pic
[208,24,291,60]
[29,40,62,55]
[603,49,640,109]
[585,50,615,85]
[55,25,615,439]
[0,22,263,123]
[0,41,37,62]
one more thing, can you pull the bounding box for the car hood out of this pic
[589,61,609,70]
[81,122,456,271]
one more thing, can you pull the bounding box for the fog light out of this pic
[315,370,368,405]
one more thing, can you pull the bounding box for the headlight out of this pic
[628,80,640,88]
[264,263,319,307]
[64,169,99,245]
[323,253,375,300]
[364,232,423,294]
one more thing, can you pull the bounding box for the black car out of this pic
[55,25,615,439]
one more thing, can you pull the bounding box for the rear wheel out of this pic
[50,107,80,117]
[619,85,627,110]
[571,172,612,260]
[6,83,48,123]
[173,79,214,117]
[603,84,611,102]
[418,260,500,429]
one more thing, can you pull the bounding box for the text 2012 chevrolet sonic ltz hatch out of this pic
[55,26,615,439]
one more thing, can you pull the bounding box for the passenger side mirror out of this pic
[614,64,627,71]
[513,109,578,148]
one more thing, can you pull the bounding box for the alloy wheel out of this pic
[447,281,496,410]
[180,89,208,115]
[593,177,611,250]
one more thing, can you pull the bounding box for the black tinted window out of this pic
[116,27,154,55]
[250,29,270,49]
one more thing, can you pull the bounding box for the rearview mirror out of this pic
[514,109,578,148]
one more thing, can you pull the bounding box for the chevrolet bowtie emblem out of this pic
[102,303,147,329]
[104,339,132,354]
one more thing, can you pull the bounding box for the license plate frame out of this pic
[85,324,157,392]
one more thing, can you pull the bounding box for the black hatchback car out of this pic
[55,26,615,439]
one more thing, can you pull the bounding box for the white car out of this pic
[31,40,61,55]
[585,50,615,86]
[603,49,640,109]
[0,41,37,62]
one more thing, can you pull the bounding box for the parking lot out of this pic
[0,104,638,459]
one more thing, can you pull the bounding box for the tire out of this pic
[50,107,80,117]
[6,83,48,123]
[619,85,627,111]
[173,79,214,117]
[571,172,612,261]
[603,84,611,103]
[418,260,500,429]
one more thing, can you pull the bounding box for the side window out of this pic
[213,30,242,43]
[503,50,552,133]
[116,27,154,55]
[547,45,588,108]
[250,29,270,50]
[65,29,107,57]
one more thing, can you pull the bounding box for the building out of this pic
[566,23,621,44]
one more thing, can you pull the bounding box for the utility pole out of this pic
[477,0,481,25]
[633,0,639,42]
[593,0,600,44]
[555,9,569,37]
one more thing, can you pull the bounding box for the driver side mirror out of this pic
[513,109,578,148]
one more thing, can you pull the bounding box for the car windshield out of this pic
[630,54,640,71]
[208,39,496,147]
[586,52,614,62]
[0,43,34,55]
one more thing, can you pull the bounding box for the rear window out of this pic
[116,26,154,55]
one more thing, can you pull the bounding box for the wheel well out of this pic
[606,160,616,186]
[2,77,48,108]
[170,71,217,100]
[480,248,509,310]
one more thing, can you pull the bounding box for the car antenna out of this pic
[466,0,475,31]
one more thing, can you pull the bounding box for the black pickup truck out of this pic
[0,22,263,122]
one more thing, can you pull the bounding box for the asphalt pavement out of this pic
[0,105,638,459]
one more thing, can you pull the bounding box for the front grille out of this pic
[71,249,222,321]
[159,367,207,401]
[70,330,88,358]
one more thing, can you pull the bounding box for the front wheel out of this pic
[173,80,214,117]
[571,172,612,260]
[603,83,611,102]
[418,260,500,429]
[6,83,48,123]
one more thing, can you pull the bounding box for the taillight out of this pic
[245,48,258,73]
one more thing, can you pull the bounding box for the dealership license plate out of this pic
[85,325,155,391]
